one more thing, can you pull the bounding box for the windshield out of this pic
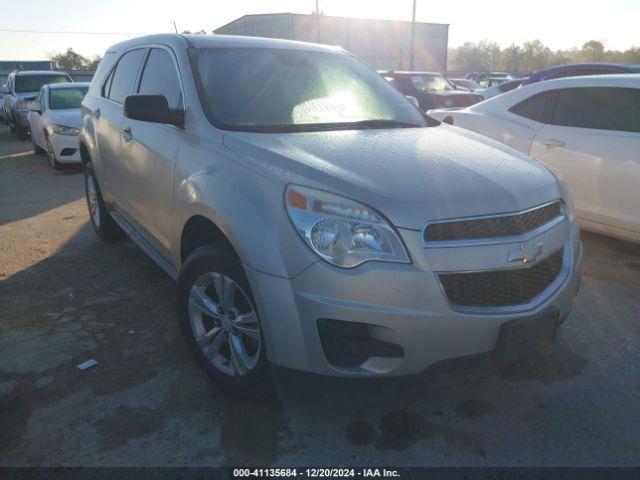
[410,74,453,92]
[49,87,88,109]
[16,75,70,93]
[189,47,428,132]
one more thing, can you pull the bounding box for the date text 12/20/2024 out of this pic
[233,468,400,478]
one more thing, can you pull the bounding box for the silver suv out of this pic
[80,34,582,398]
[2,70,72,139]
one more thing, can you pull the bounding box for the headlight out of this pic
[51,125,79,136]
[285,185,410,268]
[553,173,575,222]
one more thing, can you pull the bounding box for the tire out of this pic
[32,134,45,154]
[45,134,61,169]
[83,161,125,242]
[177,245,274,400]
[16,126,29,140]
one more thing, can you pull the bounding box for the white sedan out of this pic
[428,74,640,243]
[28,82,89,169]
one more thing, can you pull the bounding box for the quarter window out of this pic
[509,91,557,123]
[137,48,182,110]
[107,48,146,104]
[551,87,640,133]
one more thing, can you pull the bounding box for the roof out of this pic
[13,70,70,77]
[48,82,90,90]
[525,63,640,84]
[214,13,449,33]
[106,33,344,55]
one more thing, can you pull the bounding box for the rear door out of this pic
[118,47,184,256]
[94,48,146,207]
[530,87,640,234]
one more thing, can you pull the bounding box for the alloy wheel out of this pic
[86,173,101,228]
[188,272,261,376]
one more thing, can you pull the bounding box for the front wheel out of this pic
[177,246,274,400]
[45,134,61,169]
[83,162,124,242]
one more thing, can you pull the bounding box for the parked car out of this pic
[449,78,482,91]
[478,78,526,100]
[522,63,640,86]
[428,75,640,243]
[465,72,513,82]
[80,34,581,397]
[1,70,72,139]
[28,82,89,169]
[380,71,484,109]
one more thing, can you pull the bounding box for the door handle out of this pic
[540,138,565,148]
[120,126,133,142]
[94,107,100,119]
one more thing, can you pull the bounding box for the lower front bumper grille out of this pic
[439,249,564,308]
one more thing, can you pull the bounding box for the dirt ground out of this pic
[1,123,639,467]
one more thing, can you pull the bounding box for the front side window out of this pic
[15,75,70,93]
[107,48,146,104]
[190,47,428,132]
[137,48,182,110]
[551,87,640,133]
[509,91,558,123]
[49,87,89,110]
[410,74,453,92]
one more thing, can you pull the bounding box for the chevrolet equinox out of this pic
[79,34,582,398]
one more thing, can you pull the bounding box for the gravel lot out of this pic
[1,123,639,467]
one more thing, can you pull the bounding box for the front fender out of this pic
[173,157,318,279]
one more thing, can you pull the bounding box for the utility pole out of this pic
[315,0,321,43]
[409,0,417,69]
[173,21,178,34]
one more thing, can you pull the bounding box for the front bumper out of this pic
[48,132,81,163]
[248,218,582,377]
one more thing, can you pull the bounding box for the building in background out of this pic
[214,13,449,72]
[0,60,94,87]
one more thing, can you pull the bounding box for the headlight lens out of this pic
[51,124,80,136]
[285,185,410,268]
[554,173,575,222]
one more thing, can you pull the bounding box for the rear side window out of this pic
[137,48,182,109]
[551,87,640,133]
[107,48,145,104]
[509,91,557,123]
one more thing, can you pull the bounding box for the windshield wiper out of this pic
[231,119,425,133]
[344,119,424,129]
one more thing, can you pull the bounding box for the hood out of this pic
[223,125,561,230]
[50,109,82,129]
[15,92,38,102]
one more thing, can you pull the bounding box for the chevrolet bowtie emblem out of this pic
[508,242,543,264]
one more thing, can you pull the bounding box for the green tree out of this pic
[50,48,101,70]
[581,40,605,62]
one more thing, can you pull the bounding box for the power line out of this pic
[0,29,149,36]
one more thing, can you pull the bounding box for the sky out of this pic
[1,0,639,60]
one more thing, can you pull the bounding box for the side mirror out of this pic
[29,103,42,114]
[124,95,184,128]
[1,84,8,94]
[405,95,420,109]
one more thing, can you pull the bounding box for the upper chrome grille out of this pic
[424,201,563,243]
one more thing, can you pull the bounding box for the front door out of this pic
[118,47,184,256]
